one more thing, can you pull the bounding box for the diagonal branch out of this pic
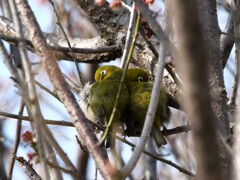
[14,0,116,179]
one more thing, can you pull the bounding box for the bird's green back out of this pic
[124,68,170,146]
[126,82,169,130]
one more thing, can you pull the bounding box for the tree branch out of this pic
[14,155,42,180]
[7,100,24,178]
[14,0,116,179]
[168,0,224,179]
[120,10,167,177]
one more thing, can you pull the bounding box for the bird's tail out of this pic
[151,125,167,147]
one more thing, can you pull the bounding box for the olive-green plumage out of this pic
[125,68,170,147]
[84,66,169,147]
[89,66,129,128]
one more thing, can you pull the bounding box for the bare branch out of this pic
[14,0,116,179]
[0,16,122,62]
[163,125,192,136]
[0,111,74,127]
[120,2,137,68]
[14,155,42,180]
[7,100,24,178]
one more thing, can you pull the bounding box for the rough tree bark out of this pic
[197,1,232,179]
[168,0,224,179]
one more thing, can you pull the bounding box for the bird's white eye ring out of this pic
[100,70,106,76]
[138,76,143,82]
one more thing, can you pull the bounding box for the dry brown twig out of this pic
[14,155,42,180]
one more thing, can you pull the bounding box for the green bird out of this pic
[79,66,170,147]
[125,68,170,147]
[79,67,149,126]
[88,66,129,135]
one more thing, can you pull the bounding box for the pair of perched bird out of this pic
[79,65,170,148]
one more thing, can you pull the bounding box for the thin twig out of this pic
[221,31,240,39]
[135,0,170,47]
[139,27,181,86]
[14,155,42,180]
[47,161,80,177]
[120,1,137,68]
[163,125,192,136]
[35,80,60,101]
[62,73,81,94]
[48,0,83,85]
[39,117,82,178]
[7,100,24,178]
[115,135,195,177]
[75,135,88,153]
[0,111,74,126]
[0,39,21,83]
[120,9,167,177]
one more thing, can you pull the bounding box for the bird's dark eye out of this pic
[138,76,143,82]
[100,70,106,76]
